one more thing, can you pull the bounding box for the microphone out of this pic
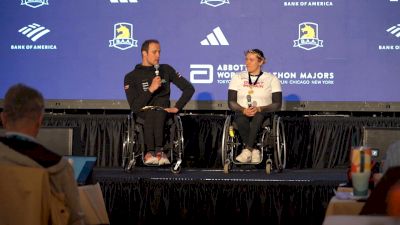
[154,64,160,76]
[246,95,252,107]
[155,64,166,84]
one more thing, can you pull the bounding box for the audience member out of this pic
[382,140,400,174]
[0,83,84,225]
[360,166,400,215]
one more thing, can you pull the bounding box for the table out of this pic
[325,196,365,216]
[325,187,366,216]
[323,215,400,225]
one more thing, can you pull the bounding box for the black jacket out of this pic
[124,64,195,113]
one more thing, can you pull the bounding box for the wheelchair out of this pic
[122,108,184,174]
[221,114,287,174]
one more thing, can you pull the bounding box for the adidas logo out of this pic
[200,27,229,46]
[18,23,50,42]
[110,0,138,3]
[387,24,400,38]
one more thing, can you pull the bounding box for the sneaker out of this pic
[235,148,252,163]
[144,152,158,165]
[158,152,171,165]
[251,149,261,163]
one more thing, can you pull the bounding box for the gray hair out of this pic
[3,83,44,123]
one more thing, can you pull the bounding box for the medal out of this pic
[248,72,262,95]
[248,87,254,95]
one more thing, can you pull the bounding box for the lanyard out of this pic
[248,71,263,86]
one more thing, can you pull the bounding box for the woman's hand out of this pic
[243,106,258,117]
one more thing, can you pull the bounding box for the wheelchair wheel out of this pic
[124,114,146,170]
[122,114,136,171]
[273,115,287,172]
[172,115,184,165]
[221,115,232,167]
[171,162,182,174]
[169,115,184,173]
[122,135,132,170]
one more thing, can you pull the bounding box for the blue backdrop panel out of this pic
[0,0,399,105]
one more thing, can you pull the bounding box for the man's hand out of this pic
[164,107,179,113]
[243,106,258,117]
[148,76,162,93]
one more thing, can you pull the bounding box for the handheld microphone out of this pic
[246,95,252,107]
[154,64,166,84]
[154,64,160,76]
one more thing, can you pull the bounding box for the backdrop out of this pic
[1,0,399,108]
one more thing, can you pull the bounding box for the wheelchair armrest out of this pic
[262,118,272,127]
[130,112,178,127]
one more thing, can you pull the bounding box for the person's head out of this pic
[1,83,44,137]
[245,49,266,74]
[141,39,160,66]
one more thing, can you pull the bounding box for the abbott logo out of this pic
[21,0,48,8]
[110,0,138,3]
[200,0,229,7]
[190,64,213,84]
[200,27,229,46]
[18,23,50,42]
[387,24,400,38]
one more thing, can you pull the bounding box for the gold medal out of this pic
[248,87,254,95]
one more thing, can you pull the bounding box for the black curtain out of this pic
[8,114,395,169]
[180,115,225,168]
[42,114,128,167]
[97,176,336,225]
[283,116,400,169]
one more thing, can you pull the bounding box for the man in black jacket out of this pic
[124,39,195,165]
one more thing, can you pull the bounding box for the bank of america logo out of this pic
[110,0,138,3]
[200,0,229,7]
[109,22,138,50]
[200,27,229,46]
[387,24,400,37]
[18,23,50,42]
[293,22,323,50]
[21,0,48,8]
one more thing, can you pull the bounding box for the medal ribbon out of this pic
[248,71,263,95]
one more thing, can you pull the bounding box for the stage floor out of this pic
[93,167,348,184]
